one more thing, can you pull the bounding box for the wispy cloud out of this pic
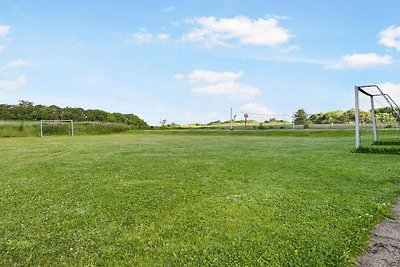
[183,16,293,47]
[265,14,290,20]
[0,25,11,37]
[129,28,170,43]
[173,74,184,80]
[223,52,327,66]
[185,69,260,99]
[1,60,31,70]
[325,53,392,69]
[157,34,170,40]
[379,25,400,51]
[188,70,242,83]
[0,75,27,91]
[378,82,400,101]
[240,102,273,114]
[281,44,300,52]
[163,6,175,13]
[132,28,153,43]
[192,81,260,98]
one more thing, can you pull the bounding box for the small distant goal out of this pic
[40,120,74,137]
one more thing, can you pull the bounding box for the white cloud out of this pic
[173,74,184,80]
[157,34,170,40]
[240,102,273,114]
[0,75,27,91]
[326,53,392,69]
[282,44,300,52]
[183,16,293,47]
[188,70,242,83]
[192,81,260,98]
[0,25,11,37]
[130,29,171,43]
[379,25,400,51]
[0,46,4,51]
[243,54,326,65]
[1,60,31,70]
[378,82,400,102]
[186,70,260,98]
[265,14,290,20]
[163,6,175,13]
[132,28,153,43]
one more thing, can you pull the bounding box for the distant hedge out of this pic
[0,100,148,126]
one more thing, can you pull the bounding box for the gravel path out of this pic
[358,199,400,266]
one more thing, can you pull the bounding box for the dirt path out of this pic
[357,199,400,266]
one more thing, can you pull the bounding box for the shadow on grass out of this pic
[355,145,400,155]
[373,140,400,146]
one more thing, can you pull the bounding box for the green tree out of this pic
[0,100,148,126]
[293,108,308,125]
[342,109,355,123]
[159,119,167,127]
[309,113,323,124]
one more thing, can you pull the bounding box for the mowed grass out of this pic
[0,131,399,266]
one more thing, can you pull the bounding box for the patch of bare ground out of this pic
[358,199,400,266]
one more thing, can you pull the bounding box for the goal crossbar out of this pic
[40,120,74,137]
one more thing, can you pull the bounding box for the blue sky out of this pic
[1,0,400,125]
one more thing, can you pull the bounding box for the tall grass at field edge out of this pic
[0,121,141,137]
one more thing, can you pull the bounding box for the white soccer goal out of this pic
[355,85,400,148]
[40,120,74,137]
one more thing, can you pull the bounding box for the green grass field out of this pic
[1,130,399,266]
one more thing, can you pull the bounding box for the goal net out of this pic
[355,85,400,148]
[40,120,74,137]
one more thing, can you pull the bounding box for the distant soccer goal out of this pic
[40,120,74,137]
[355,85,400,148]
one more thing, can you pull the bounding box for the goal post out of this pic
[355,86,360,148]
[40,120,74,137]
[355,85,400,148]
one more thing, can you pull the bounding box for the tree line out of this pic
[0,100,148,126]
[293,107,400,125]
